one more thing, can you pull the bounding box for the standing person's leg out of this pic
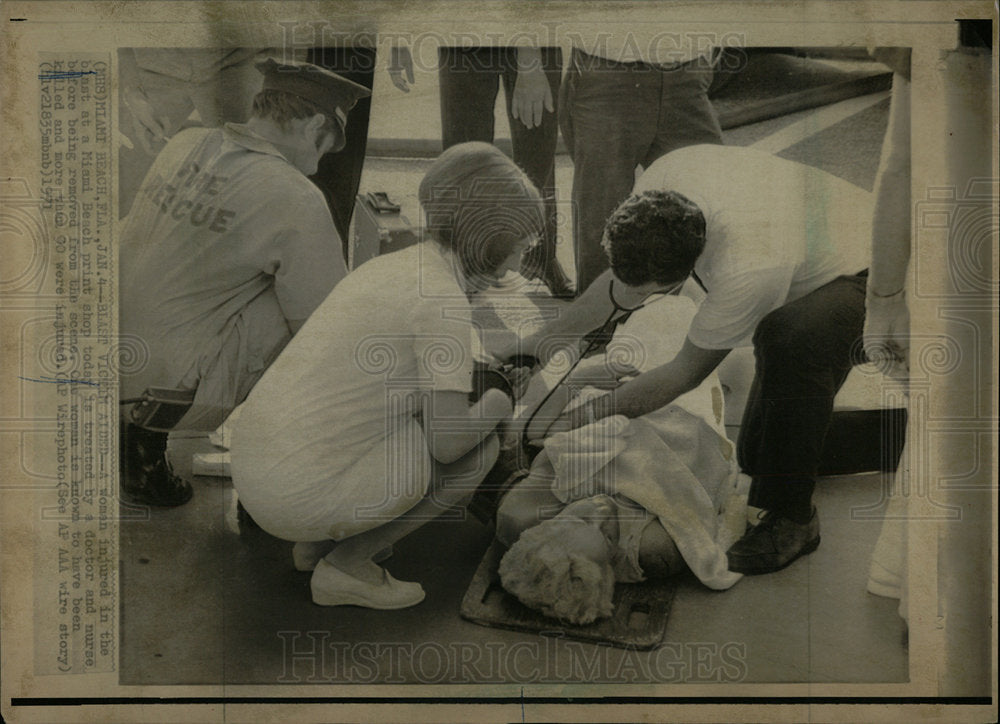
[501,47,573,296]
[438,47,503,148]
[644,57,723,166]
[306,46,376,258]
[562,52,659,294]
[730,273,868,574]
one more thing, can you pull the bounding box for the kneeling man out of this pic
[512,144,873,574]
[119,59,369,506]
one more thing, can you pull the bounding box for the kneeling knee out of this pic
[754,308,791,345]
[638,521,685,578]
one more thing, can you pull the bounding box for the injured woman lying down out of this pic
[495,291,750,625]
[229,142,539,610]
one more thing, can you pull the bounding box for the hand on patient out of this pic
[527,392,616,443]
[565,356,640,390]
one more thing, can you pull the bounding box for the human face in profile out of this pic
[492,235,539,280]
[293,116,341,176]
[315,123,343,156]
[464,235,539,293]
[609,273,687,311]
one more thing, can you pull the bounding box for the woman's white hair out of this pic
[498,517,616,625]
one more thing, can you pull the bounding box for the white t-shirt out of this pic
[229,242,478,541]
[633,145,873,350]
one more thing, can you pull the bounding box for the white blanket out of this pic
[539,294,749,590]
[545,413,748,590]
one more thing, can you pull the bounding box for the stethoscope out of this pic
[519,277,679,448]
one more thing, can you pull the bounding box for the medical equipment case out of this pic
[350,191,421,269]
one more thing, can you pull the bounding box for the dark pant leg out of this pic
[500,48,564,282]
[644,59,723,167]
[562,53,659,293]
[438,47,503,148]
[306,47,376,260]
[737,273,868,519]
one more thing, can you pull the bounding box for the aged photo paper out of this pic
[1,1,996,722]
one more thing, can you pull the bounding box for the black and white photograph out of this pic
[0,2,995,722]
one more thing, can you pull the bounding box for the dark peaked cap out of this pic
[255,58,371,131]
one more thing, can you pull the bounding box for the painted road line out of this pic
[750,90,891,154]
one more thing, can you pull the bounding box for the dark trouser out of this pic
[737,272,869,520]
[306,46,376,261]
[560,49,723,293]
[438,47,563,277]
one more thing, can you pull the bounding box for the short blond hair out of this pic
[498,518,615,625]
[419,142,545,280]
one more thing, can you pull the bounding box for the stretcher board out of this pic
[461,540,677,651]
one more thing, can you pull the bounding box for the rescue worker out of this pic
[119,59,369,507]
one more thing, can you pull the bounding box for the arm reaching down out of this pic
[501,269,619,364]
[423,388,513,465]
[388,46,415,92]
[511,48,554,129]
[534,338,730,439]
[863,72,911,378]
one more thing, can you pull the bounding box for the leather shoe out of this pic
[122,459,193,507]
[310,559,425,609]
[121,422,193,507]
[727,508,820,575]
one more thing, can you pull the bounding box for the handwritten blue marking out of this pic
[19,375,99,387]
[38,70,99,80]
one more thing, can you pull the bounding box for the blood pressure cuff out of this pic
[469,362,513,404]
[506,353,539,370]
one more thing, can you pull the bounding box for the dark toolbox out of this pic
[350,191,421,269]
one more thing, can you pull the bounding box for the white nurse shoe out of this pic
[310,559,425,609]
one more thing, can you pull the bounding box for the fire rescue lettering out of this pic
[147,160,235,233]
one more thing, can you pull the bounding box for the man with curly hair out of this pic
[510,144,873,575]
